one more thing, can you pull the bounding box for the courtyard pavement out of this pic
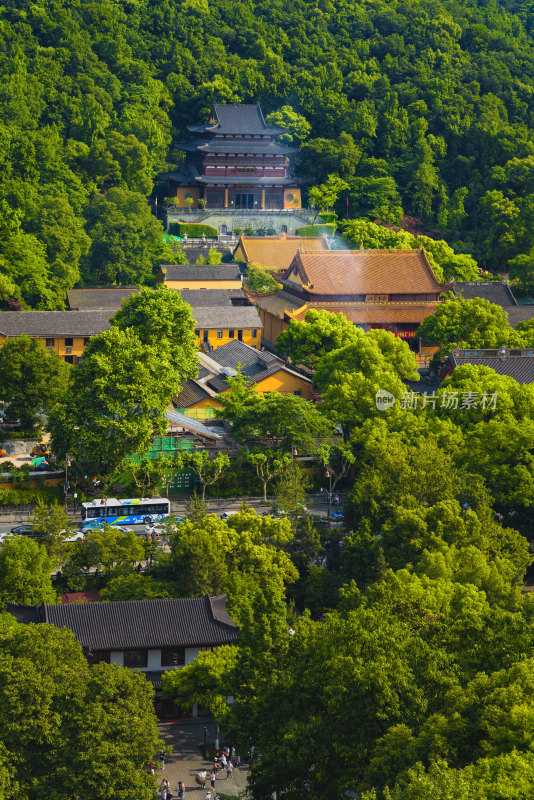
[156,719,248,798]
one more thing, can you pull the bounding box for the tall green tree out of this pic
[48,327,180,480]
[276,308,361,368]
[111,286,198,378]
[0,536,57,608]
[83,188,173,285]
[0,335,70,428]
[0,620,162,799]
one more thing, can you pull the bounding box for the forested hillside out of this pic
[4,0,534,306]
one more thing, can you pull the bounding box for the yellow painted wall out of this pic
[174,186,201,206]
[254,369,313,399]
[195,328,261,351]
[233,243,247,263]
[183,369,312,411]
[256,309,289,346]
[0,333,87,363]
[167,279,242,291]
[41,336,87,359]
[284,189,302,209]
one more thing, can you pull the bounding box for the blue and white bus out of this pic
[80,498,171,528]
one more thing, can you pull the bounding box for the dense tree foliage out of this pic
[0,335,70,428]
[5,0,534,301]
[0,619,162,799]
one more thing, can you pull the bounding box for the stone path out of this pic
[156,720,248,798]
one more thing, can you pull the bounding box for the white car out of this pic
[221,511,238,520]
[63,530,86,543]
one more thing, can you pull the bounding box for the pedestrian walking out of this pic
[210,771,216,789]
[231,746,235,763]
[205,791,211,800]
[220,752,227,768]
[149,761,155,775]
[159,749,165,768]
[177,781,185,799]
[213,756,219,774]
[226,761,233,780]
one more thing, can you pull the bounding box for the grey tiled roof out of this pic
[0,311,112,337]
[6,603,44,624]
[192,306,262,329]
[144,671,165,688]
[452,282,517,307]
[450,348,534,384]
[180,290,233,307]
[505,306,534,327]
[210,339,279,370]
[161,265,242,282]
[42,595,239,650]
[172,381,211,408]
[188,103,285,136]
[67,288,139,310]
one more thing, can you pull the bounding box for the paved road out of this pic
[156,720,248,798]
[0,495,335,535]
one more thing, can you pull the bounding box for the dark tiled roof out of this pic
[161,265,242,282]
[43,595,239,650]
[207,376,230,393]
[192,306,262,329]
[172,381,212,408]
[0,311,112,337]
[144,671,165,688]
[188,103,285,136]
[452,282,517,307]
[287,249,443,296]
[505,306,534,327]
[180,290,233,307]
[6,603,44,624]
[210,339,279,370]
[67,288,139,310]
[449,348,534,384]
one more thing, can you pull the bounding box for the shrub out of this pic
[244,227,254,236]
[245,263,283,294]
[168,222,218,238]
[295,223,336,237]
[0,486,63,506]
[256,228,265,236]
[233,227,242,236]
[1,430,43,440]
[267,228,277,235]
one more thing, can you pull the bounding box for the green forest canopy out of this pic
[5,0,534,306]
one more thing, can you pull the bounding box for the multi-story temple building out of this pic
[167,103,314,234]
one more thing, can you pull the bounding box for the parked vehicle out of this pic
[63,531,85,543]
[10,524,40,537]
[78,519,129,534]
